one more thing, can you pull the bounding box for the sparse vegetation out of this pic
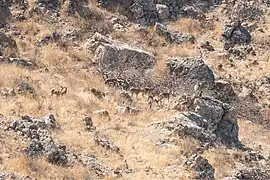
[1,0,270,179]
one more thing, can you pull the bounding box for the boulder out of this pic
[130,0,158,25]
[0,33,19,57]
[9,115,68,166]
[62,0,91,18]
[152,112,216,142]
[184,155,215,180]
[155,23,196,44]
[156,4,170,21]
[83,116,95,131]
[221,21,252,50]
[152,96,239,147]
[156,0,213,19]
[233,168,270,180]
[87,32,156,74]
[210,79,237,103]
[189,96,239,147]
[166,57,215,94]
[32,0,61,12]
[156,0,182,19]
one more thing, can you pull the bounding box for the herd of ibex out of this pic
[100,71,175,108]
[49,71,202,110]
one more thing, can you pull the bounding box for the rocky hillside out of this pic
[0,0,270,179]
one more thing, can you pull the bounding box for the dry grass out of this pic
[202,148,236,179]
[169,18,203,36]
[2,2,270,180]
[238,120,270,154]
[6,156,90,179]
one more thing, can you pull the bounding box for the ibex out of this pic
[147,95,160,109]
[141,87,154,97]
[51,86,68,97]
[129,87,143,98]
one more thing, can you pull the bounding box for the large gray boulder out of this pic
[166,57,215,94]
[152,96,239,147]
[189,96,239,147]
[221,21,252,50]
[152,112,216,142]
[33,0,61,12]
[233,168,270,180]
[0,33,19,57]
[166,57,214,84]
[87,32,156,74]
[156,4,170,21]
[156,0,213,19]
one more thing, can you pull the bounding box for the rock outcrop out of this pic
[0,56,36,69]
[166,57,215,94]
[221,21,252,50]
[189,96,239,147]
[130,0,158,25]
[155,22,196,44]
[233,168,270,180]
[185,155,215,180]
[87,32,156,85]
[152,96,239,147]
[9,115,68,166]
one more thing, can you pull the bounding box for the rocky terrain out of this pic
[0,0,270,179]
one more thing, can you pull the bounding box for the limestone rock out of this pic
[185,155,215,180]
[155,23,196,44]
[156,4,170,21]
[9,115,67,166]
[234,168,270,180]
[87,32,156,74]
[166,57,215,94]
[221,21,251,50]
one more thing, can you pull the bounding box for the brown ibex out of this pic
[129,87,143,98]
[51,86,68,97]
[147,95,160,109]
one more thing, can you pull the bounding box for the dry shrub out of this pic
[178,137,200,157]
[156,44,198,59]
[37,44,68,67]
[68,48,92,62]
[0,65,29,87]
[7,156,89,179]
[202,148,235,179]
[6,156,32,176]
[169,18,202,35]
[15,21,41,38]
